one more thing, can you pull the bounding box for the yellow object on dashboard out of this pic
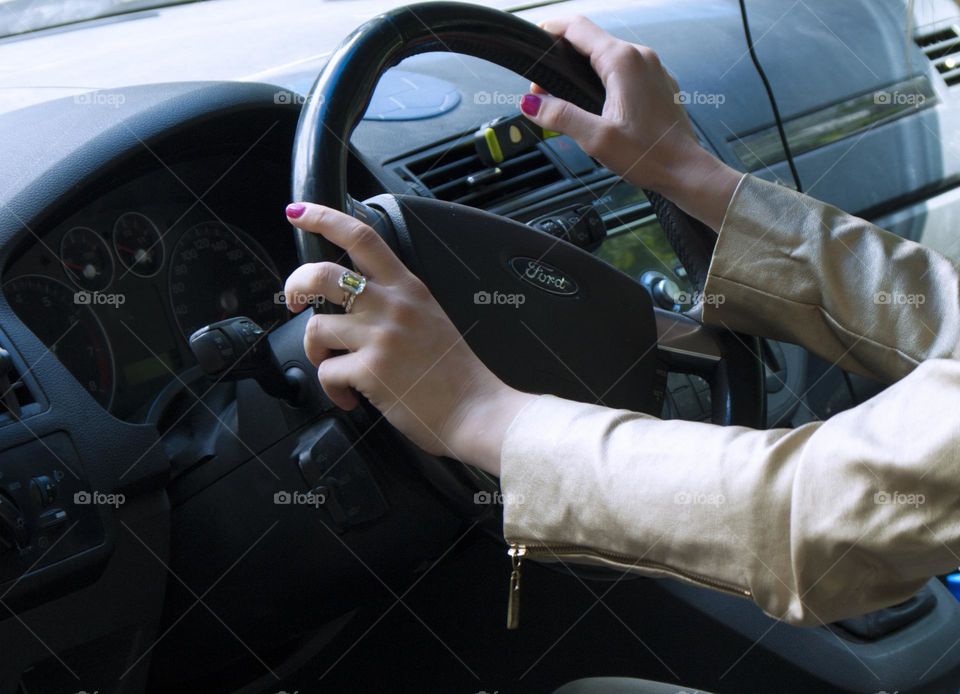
[474,114,559,167]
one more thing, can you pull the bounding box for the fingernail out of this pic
[286,203,306,219]
[520,93,541,117]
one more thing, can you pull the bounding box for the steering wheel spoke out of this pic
[654,307,722,375]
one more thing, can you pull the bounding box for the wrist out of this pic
[443,377,535,476]
[644,142,742,231]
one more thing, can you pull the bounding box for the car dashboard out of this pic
[1,77,703,425]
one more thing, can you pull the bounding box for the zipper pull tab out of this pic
[507,543,526,630]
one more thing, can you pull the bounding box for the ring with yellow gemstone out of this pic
[338,269,367,314]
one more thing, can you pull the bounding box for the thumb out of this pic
[520,92,601,149]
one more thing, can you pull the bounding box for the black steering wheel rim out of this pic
[290,0,765,428]
[290,1,723,286]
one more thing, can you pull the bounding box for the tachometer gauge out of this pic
[169,221,285,339]
[60,226,114,292]
[3,275,115,409]
[113,212,164,277]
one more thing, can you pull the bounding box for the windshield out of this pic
[0,0,197,38]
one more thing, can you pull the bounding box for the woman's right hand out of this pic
[520,16,742,231]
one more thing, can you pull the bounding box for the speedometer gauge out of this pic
[169,221,285,339]
[3,275,115,409]
[114,212,164,277]
[60,226,114,292]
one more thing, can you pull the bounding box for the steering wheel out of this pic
[290,2,764,461]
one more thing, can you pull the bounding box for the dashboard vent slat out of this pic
[398,138,565,210]
[916,24,960,87]
[0,354,36,422]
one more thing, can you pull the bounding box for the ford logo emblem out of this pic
[508,257,579,296]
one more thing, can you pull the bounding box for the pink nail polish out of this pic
[520,94,541,116]
[286,203,306,219]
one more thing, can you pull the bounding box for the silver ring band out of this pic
[343,292,358,314]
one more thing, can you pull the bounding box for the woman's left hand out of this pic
[283,202,532,472]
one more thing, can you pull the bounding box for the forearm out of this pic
[702,174,960,383]
[500,358,960,625]
[444,381,535,475]
[638,142,744,233]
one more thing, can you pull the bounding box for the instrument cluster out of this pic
[3,152,298,421]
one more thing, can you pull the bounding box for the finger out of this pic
[520,92,602,150]
[539,16,574,37]
[285,203,405,282]
[303,313,365,364]
[529,82,549,96]
[305,344,334,369]
[316,353,362,410]
[541,16,622,79]
[284,261,379,314]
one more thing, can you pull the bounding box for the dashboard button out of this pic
[528,205,606,252]
[29,475,57,507]
[38,508,68,531]
[536,220,561,236]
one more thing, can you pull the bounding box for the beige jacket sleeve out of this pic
[499,174,960,627]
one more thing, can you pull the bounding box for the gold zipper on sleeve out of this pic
[506,542,751,630]
[506,544,526,630]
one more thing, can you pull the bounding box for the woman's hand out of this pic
[283,203,533,474]
[520,16,742,231]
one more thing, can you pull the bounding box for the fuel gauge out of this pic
[60,226,114,292]
[114,212,163,277]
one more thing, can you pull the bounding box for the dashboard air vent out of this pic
[0,349,35,421]
[400,139,564,210]
[916,24,960,87]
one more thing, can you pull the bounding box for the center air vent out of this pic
[916,24,960,87]
[396,138,565,210]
